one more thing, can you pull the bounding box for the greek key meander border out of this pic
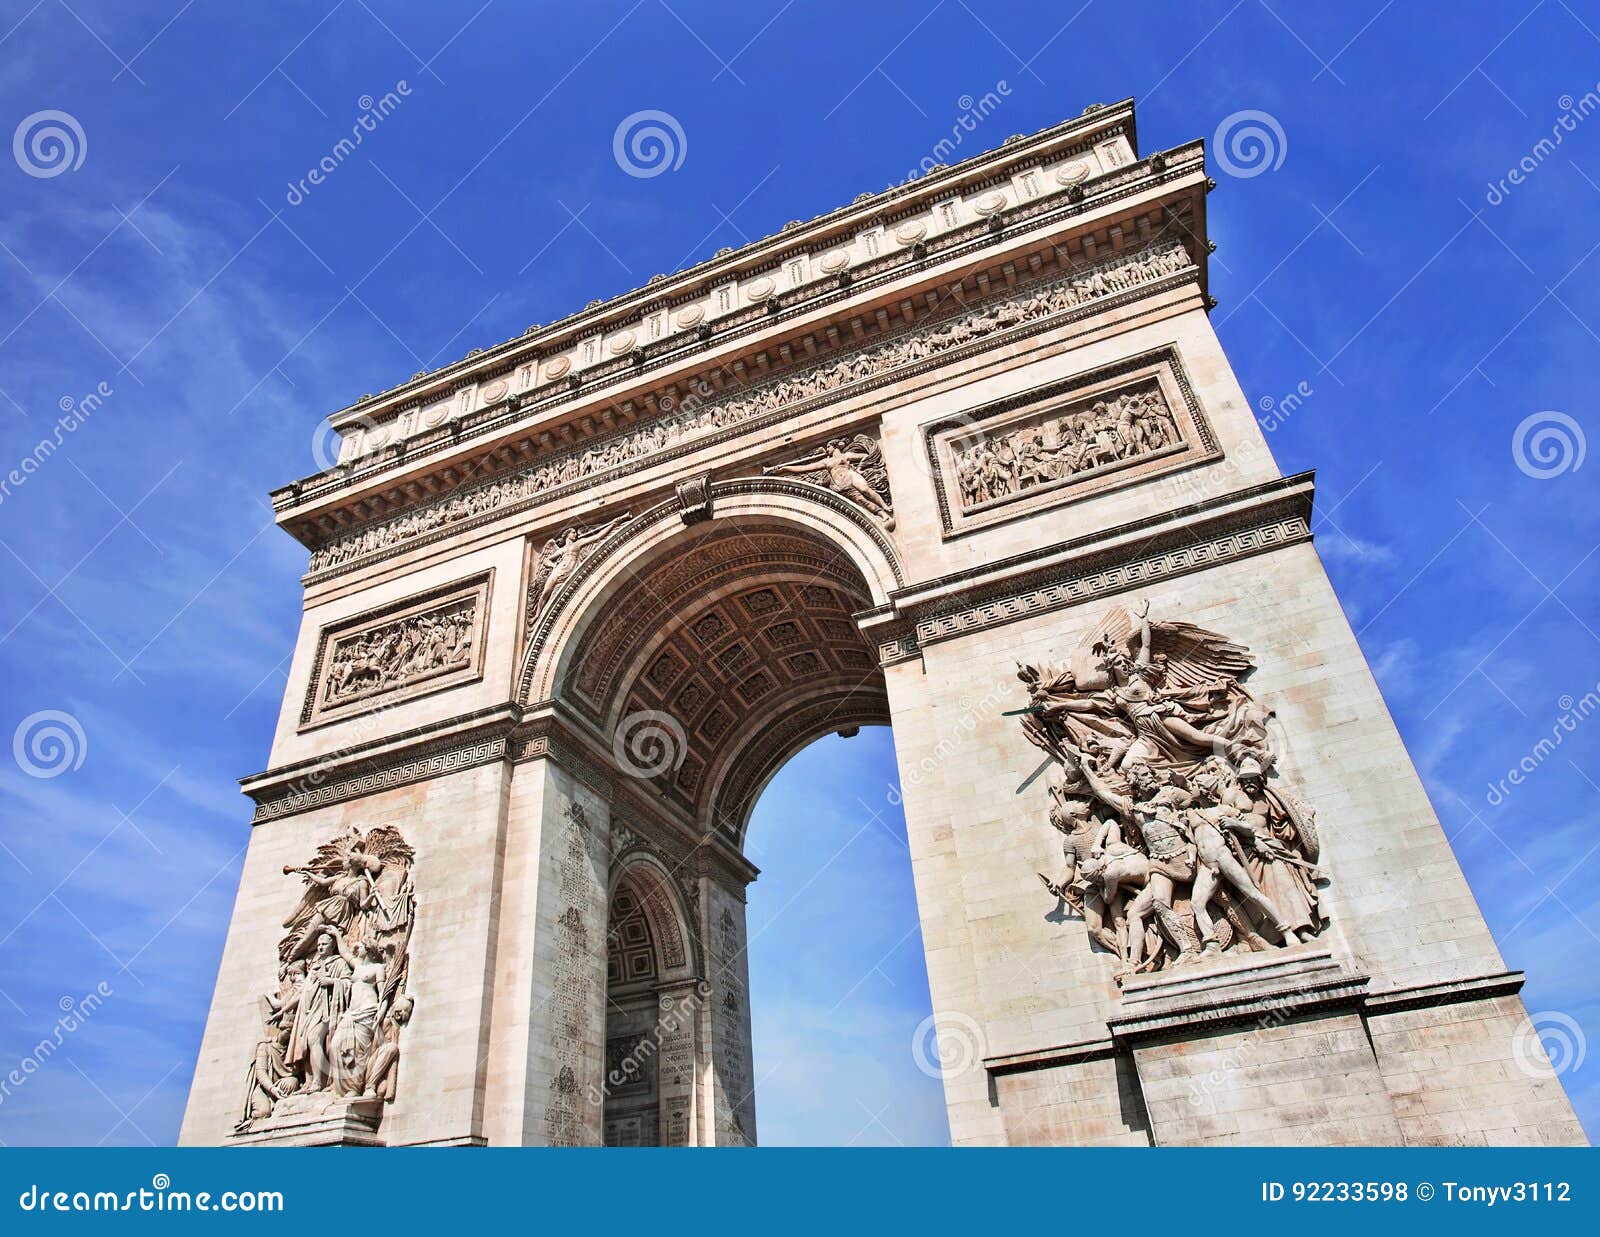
[292,130,1190,501]
[895,506,1313,660]
[249,728,509,823]
[305,244,1200,582]
[922,343,1221,537]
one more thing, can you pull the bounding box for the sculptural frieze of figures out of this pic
[762,434,894,529]
[320,600,475,710]
[1017,600,1325,981]
[306,238,1194,574]
[235,825,417,1132]
[954,381,1182,509]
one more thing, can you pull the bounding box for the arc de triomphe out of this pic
[181,100,1584,1147]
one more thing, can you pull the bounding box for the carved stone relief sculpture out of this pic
[524,514,632,634]
[925,346,1220,536]
[234,825,417,1134]
[306,238,1195,575]
[302,574,491,727]
[952,380,1180,510]
[761,433,894,529]
[1014,601,1324,981]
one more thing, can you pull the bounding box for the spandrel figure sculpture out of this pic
[762,434,895,529]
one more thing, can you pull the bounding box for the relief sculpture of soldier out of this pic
[322,606,475,706]
[234,825,418,1133]
[956,386,1182,509]
[1016,600,1325,979]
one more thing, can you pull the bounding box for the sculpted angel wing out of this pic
[1065,605,1132,692]
[306,827,360,875]
[363,824,415,868]
[845,433,888,491]
[1146,619,1254,692]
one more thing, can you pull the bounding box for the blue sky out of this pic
[0,1,1596,1146]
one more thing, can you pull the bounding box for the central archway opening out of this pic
[545,500,925,1145]
[743,727,950,1145]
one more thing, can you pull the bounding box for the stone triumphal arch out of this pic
[183,100,1584,1146]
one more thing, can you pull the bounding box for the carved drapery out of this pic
[233,825,417,1135]
[1016,602,1325,980]
[523,515,632,643]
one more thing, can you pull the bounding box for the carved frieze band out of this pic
[249,727,510,824]
[301,573,492,728]
[910,509,1311,653]
[307,238,1197,579]
[300,119,1180,482]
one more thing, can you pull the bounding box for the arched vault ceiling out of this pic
[561,522,889,836]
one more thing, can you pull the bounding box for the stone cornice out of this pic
[318,101,1143,435]
[237,696,758,876]
[274,131,1210,541]
[301,235,1201,579]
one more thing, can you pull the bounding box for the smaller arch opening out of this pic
[602,860,696,1147]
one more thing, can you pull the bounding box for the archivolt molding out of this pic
[607,848,698,977]
[707,687,893,847]
[517,478,904,708]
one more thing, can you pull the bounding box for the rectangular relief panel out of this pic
[924,345,1222,537]
[300,571,493,728]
